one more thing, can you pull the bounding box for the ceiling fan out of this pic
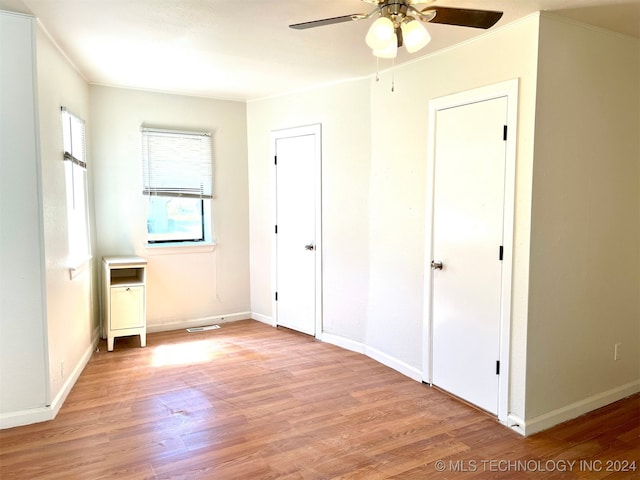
[290,0,503,58]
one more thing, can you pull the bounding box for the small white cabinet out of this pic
[103,256,147,351]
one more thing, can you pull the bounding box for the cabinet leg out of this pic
[107,336,114,352]
[140,332,146,348]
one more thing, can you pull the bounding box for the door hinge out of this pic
[496,360,501,375]
[275,292,278,301]
[503,125,508,141]
[275,225,278,234]
[274,155,277,165]
[499,245,504,261]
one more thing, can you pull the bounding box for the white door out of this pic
[274,126,321,336]
[431,97,507,415]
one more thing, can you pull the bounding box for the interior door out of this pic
[274,127,320,336]
[431,97,507,415]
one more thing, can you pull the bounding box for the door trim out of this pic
[270,124,323,337]
[422,79,518,424]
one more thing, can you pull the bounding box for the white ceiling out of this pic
[3,0,639,101]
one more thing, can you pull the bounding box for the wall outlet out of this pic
[614,343,622,361]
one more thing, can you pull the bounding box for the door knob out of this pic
[305,244,315,251]
[431,260,443,270]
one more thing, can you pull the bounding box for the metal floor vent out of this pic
[187,325,221,333]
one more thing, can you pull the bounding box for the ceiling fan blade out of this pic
[289,14,364,30]
[426,7,503,29]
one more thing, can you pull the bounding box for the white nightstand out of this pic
[103,256,147,351]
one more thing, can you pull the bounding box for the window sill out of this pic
[69,255,92,279]
[144,242,216,255]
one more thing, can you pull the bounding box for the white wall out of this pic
[247,79,372,343]
[0,11,48,416]
[526,15,640,423]
[248,17,541,418]
[368,17,540,408]
[35,22,96,410]
[0,11,95,427]
[90,86,250,330]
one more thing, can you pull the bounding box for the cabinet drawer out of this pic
[110,286,144,330]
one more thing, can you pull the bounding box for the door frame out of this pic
[270,124,323,337]
[422,79,518,424]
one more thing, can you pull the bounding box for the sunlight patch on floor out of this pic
[151,339,224,367]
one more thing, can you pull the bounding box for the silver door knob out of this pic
[305,244,315,251]
[431,260,443,270]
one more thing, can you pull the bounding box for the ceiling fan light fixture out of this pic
[401,18,431,53]
[373,33,398,58]
[365,16,395,50]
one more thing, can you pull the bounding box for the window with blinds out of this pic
[62,107,91,267]
[141,128,213,243]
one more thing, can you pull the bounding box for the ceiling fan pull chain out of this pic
[391,57,395,93]
[376,56,380,82]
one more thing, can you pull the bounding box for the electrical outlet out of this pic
[614,343,622,361]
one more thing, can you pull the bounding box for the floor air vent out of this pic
[187,325,221,333]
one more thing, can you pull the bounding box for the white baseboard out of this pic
[0,405,53,430]
[253,316,422,386]
[506,413,526,436]
[0,329,99,430]
[365,345,423,382]
[147,311,252,333]
[250,312,274,326]
[319,332,422,382]
[318,332,365,354]
[49,329,100,418]
[519,380,640,436]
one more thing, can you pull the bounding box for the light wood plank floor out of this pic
[1,320,638,479]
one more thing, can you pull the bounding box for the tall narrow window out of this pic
[62,107,91,267]
[141,128,212,244]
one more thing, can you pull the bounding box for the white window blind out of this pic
[62,107,86,169]
[141,128,212,199]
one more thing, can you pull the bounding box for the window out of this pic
[141,128,213,244]
[62,107,91,269]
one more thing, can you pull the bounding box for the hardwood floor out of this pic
[1,320,638,479]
